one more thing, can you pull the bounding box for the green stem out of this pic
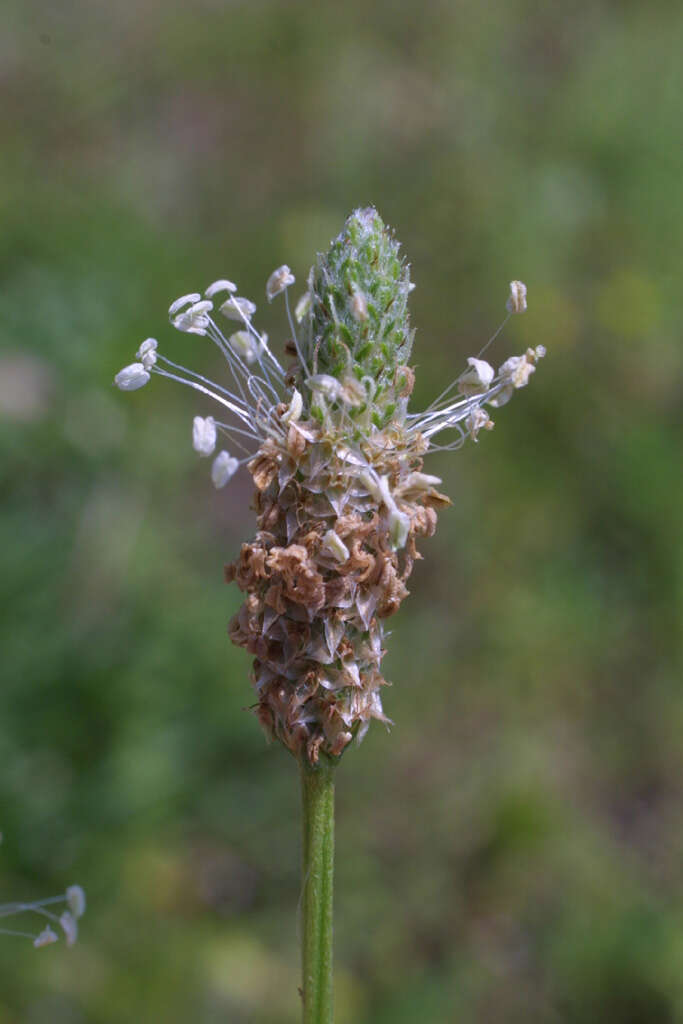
[300,754,336,1024]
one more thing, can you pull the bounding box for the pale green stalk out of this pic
[300,755,336,1024]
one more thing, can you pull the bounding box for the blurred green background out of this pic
[1,1,682,1021]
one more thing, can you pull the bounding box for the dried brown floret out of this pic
[227,423,444,762]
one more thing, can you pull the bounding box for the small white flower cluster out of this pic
[406,282,543,450]
[0,883,86,949]
[114,266,302,489]
[115,272,542,488]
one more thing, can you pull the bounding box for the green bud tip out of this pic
[299,207,415,429]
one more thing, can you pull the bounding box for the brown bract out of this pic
[226,408,448,764]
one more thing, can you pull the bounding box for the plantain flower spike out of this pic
[114,208,543,764]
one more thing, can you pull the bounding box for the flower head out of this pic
[114,209,543,764]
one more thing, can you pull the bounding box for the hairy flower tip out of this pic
[298,207,415,429]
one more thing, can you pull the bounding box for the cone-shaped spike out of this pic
[300,207,415,428]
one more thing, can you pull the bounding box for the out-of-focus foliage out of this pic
[1,1,682,1021]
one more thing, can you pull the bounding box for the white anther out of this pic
[499,353,536,389]
[33,926,58,948]
[506,280,527,314]
[168,293,201,317]
[59,911,78,947]
[137,337,158,370]
[266,265,295,302]
[220,296,257,322]
[66,885,86,920]
[229,330,260,364]
[114,363,150,391]
[465,406,494,439]
[205,279,237,298]
[322,529,350,563]
[457,357,495,397]
[136,337,157,359]
[211,450,239,488]
[192,415,217,456]
[172,300,213,336]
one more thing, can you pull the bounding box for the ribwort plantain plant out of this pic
[115,208,543,1022]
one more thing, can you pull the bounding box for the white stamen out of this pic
[192,415,217,456]
[33,926,58,948]
[506,280,527,314]
[266,265,295,302]
[114,363,150,391]
[59,911,78,947]
[457,357,495,397]
[229,330,261,364]
[65,886,86,920]
[172,301,214,336]
[211,450,239,488]
[220,296,257,322]
[465,407,494,439]
[169,293,201,316]
[498,353,536,389]
[205,279,237,298]
[136,337,158,370]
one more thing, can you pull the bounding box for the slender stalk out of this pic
[300,754,336,1024]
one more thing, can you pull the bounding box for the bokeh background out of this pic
[1,1,682,1021]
